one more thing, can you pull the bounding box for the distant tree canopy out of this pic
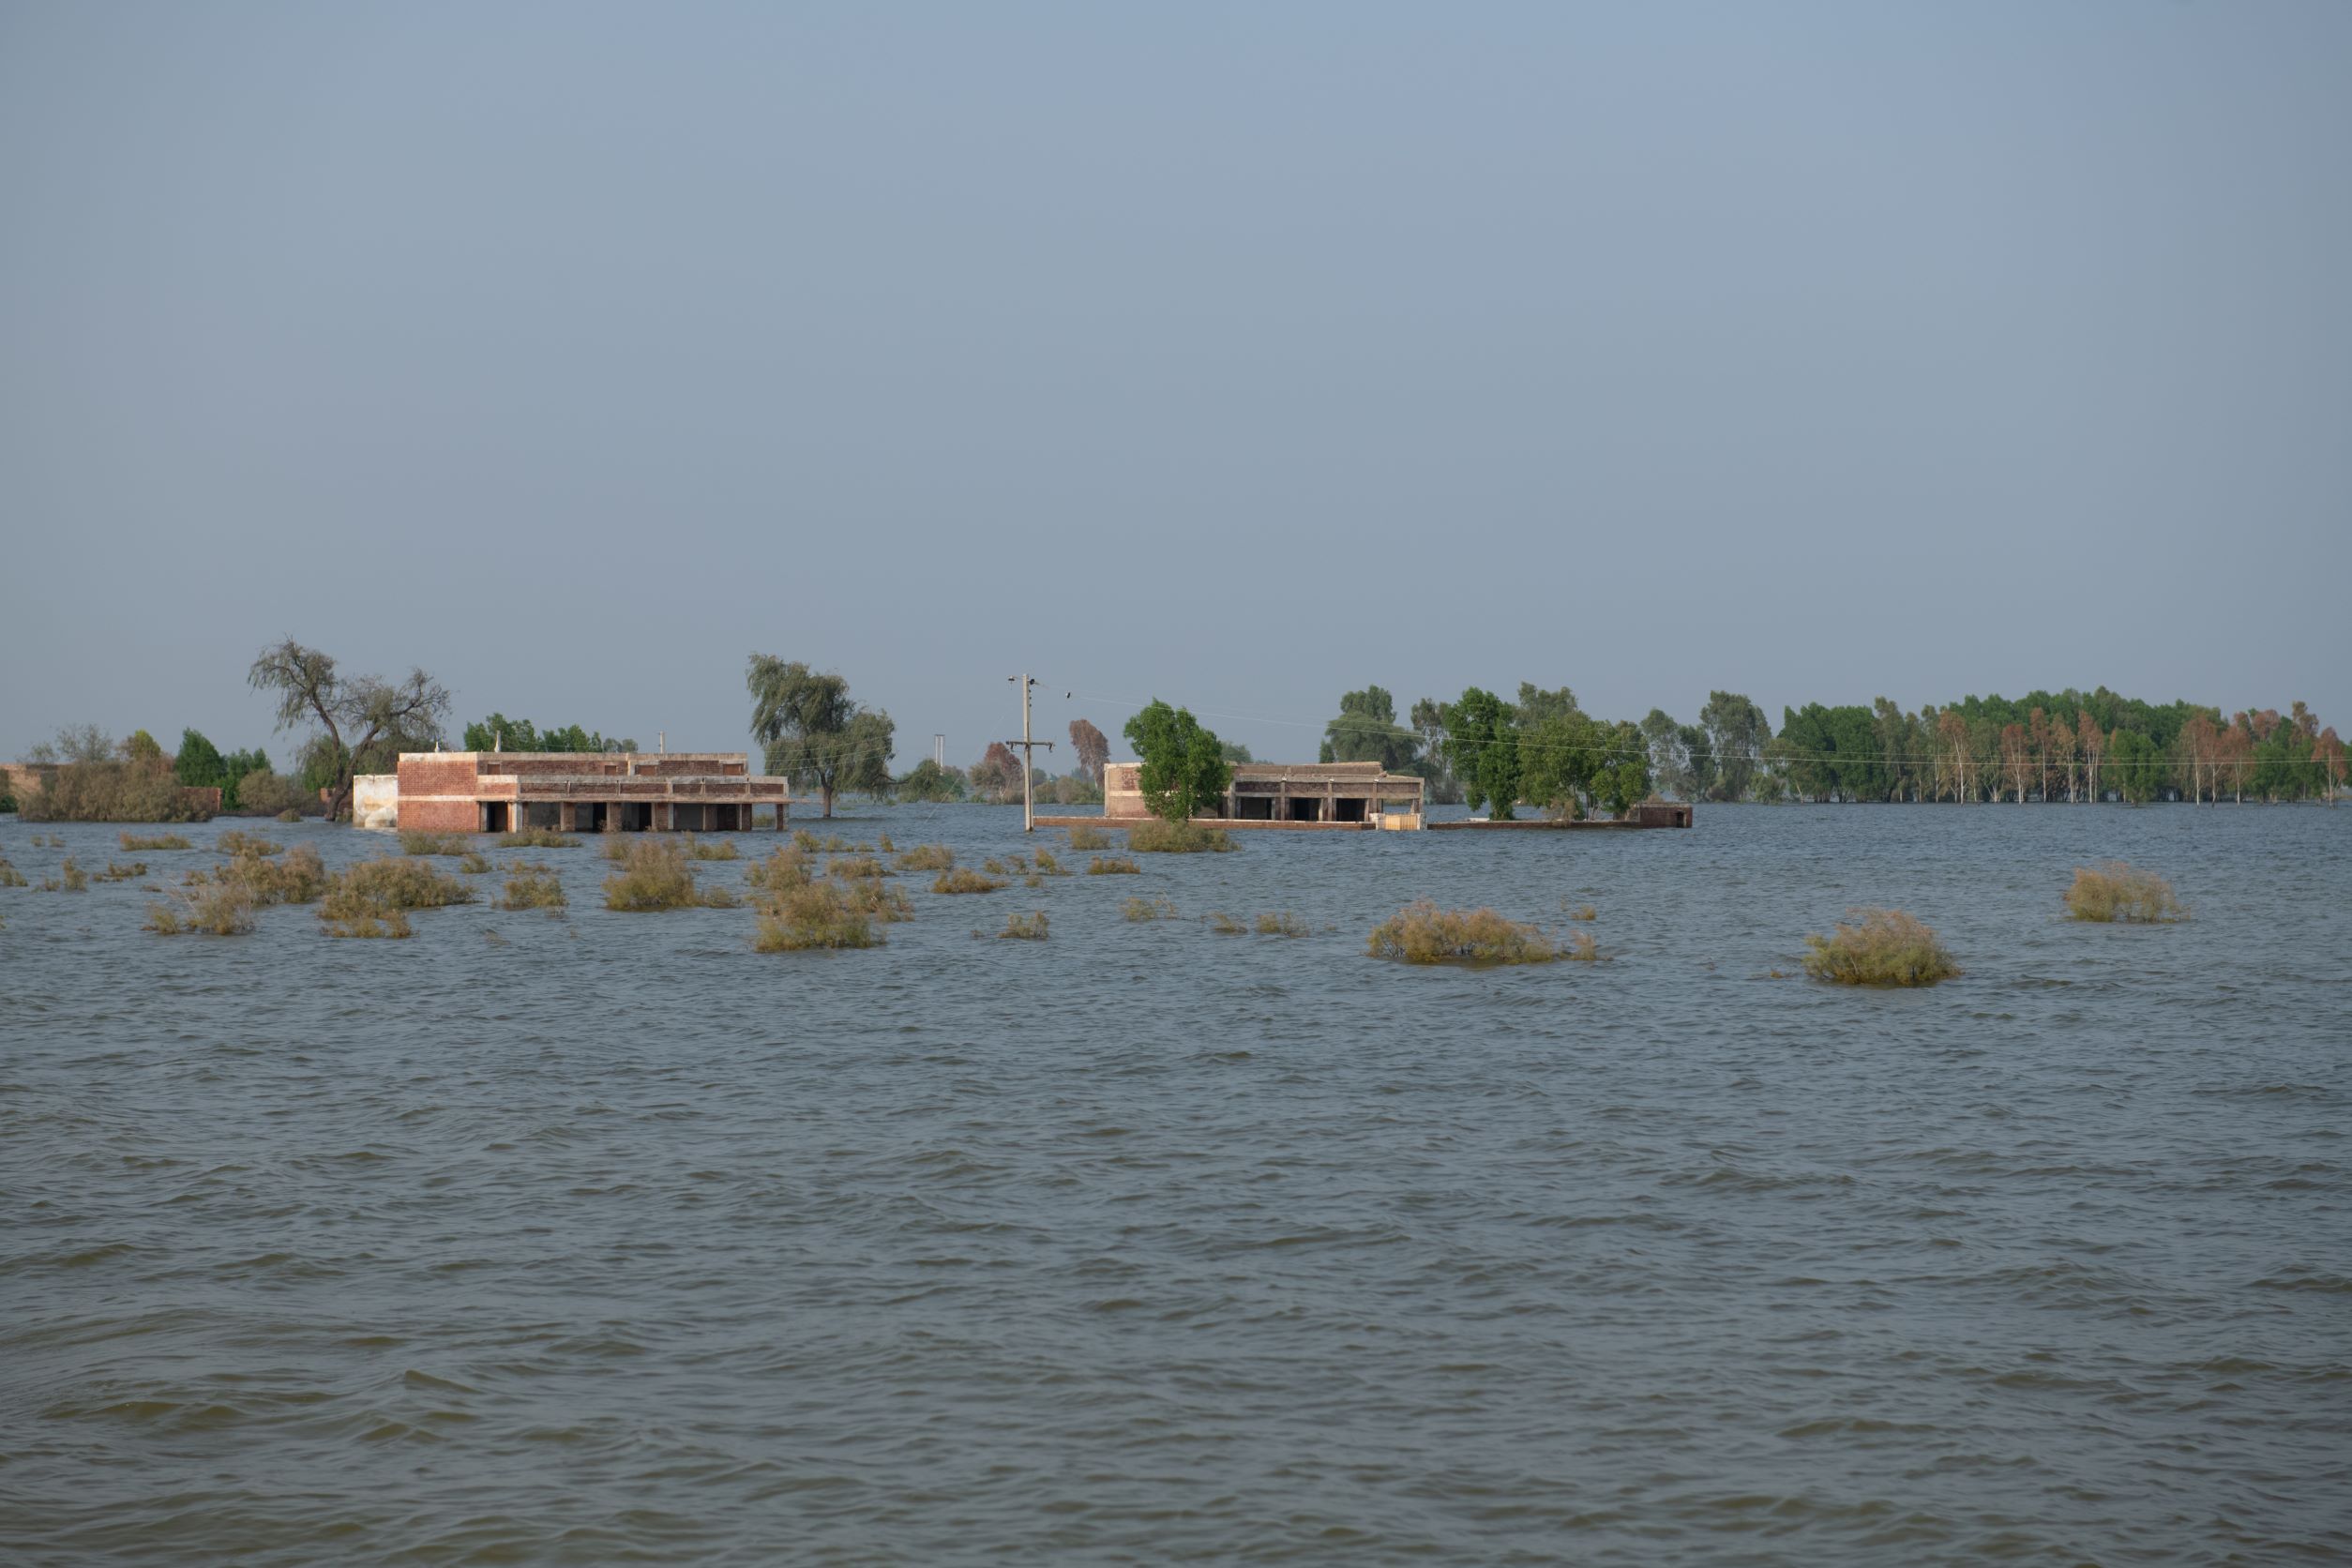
[896,759,969,803]
[14,722,211,822]
[746,656,894,818]
[1219,740,1253,764]
[248,639,450,822]
[1124,700,1232,822]
[461,714,636,754]
[174,729,272,812]
[1319,686,1421,772]
[1440,687,1522,819]
[968,742,1024,804]
[1067,719,1109,784]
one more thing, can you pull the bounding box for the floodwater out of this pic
[1,804,2345,1565]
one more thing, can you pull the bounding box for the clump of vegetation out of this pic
[746,846,814,893]
[792,829,852,854]
[0,856,25,889]
[1564,929,1606,962]
[498,827,579,850]
[983,856,1009,876]
[932,867,1007,895]
[1255,912,1308,938]
[1087,855,1139,876]
[216,830,281,857]
[45,857,90,893]
[1367,901,1563,966]
[1065,823,1115,851]
[96,860,149,882]
[603,838,732,911]
[1127,819,1235,853]
[753,880,880,951]
[600,835,631,861]
[275,808,303,824]
[1206,912,1245,935]
[835,873,914,923]
[1000,911,1049,941]
[828,853,890,880]
[1030,848,1068,877]
[688,837,740,861]
[1564,903,1598,922]
[320,856,473,937]
[1123,895,1179,922]
[400,830,472,856]
[2064,862,2184,924]
[146,883,258,937]
[214,842,326,905]
[458,851,494,875]
[895,843,956,872]
[876,833,896,853]
[1801,908,1959,987]
[121,832,191,852]
[498,868,567,910]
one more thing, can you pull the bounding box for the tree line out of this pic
[1326,685,2345,807]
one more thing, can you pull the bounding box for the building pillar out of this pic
[559,802,576,833]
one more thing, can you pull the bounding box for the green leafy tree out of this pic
[1700,691,1772,801]
[2110,727,2161,804]
[1320,686,1420,771]
[1441,687,1521,819]
[249,640,451,822]
[1523,715,1653,819]
[1219,740,1253,764]
[1515,683,1582,728]
[745,656,895,817]
[174,729,226,790]
[1123,700,1232,822]
[896,759,968,803]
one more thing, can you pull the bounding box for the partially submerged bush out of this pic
[792,830,852,854]
[603,838,730,911]
[147,883,257,937]
[1030,848,1068,877]
[216,830,281,857]
[121,832,191,852]
[896,843,956,872]
[1801,908,1959,988]
[828,853,891,880]
[97,860,148,882]
[876,833,896,853]
[46,857,89,893]
[1206,912,1245,935]
[215,843,326,905]
[1123,895,1178,922]
[400,831,471,856]
[834,874,913,923]
[1564,929,1605,962]
[1065,823,1115,851]
[458,851,494,875]
[1255,912,1307,938]
[1087,855,1139,876]
[0,857,25,888]
[324,908,413,939]
[1127,819,1234,853]
[499,869,567,910]
[2064,862,2184,924]
[1564,903,1597,922]
[1000,911,1049,941]
[688,837,740,861]
[753,880,880,951]
[498,827,579,850]
[322,856,474,930]
[746,846,814,893]
[1368,901,1562,966]
[275,808,303,824]
[932,867,1007,895]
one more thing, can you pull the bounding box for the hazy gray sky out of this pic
[4,2,2346,769]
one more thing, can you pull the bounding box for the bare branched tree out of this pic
[248,639,450,822]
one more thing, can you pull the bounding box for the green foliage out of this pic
[147,883,257,937]
[174,730,225,790]
[931,867,1007,894]
[827,853,888,879]
[1123,700,1232,822]
[324,855,474,913]
[602,838,728,911]
[1219,741,1253,764]
[689,837,741,861]
[498,868,567,910]
[895,843,956,872]
[1521,714,1651,819]
[2109,728,2161,804]
[1085,855,1139,875]
[746,656,896,816]
[746,845,815,893]
[1064,823,1115,851]
[1441,687,1521,819]
[1320,686,1420,771]
[895,759,968,803]
[1367,902,1561,966]
[211,842,326,905]
[458,851,494,875]
[228,768,306,819]
[754,881,881,951]
[1802,909,1959,987]
[1126,818,1234,853]
[249,640,450,821]
[2065,863,2183,923]
[17,754,211,822]
[461,714,635,754]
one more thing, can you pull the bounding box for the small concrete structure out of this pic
[353,774,400,831]
[392,751,792,834]
[1095,761,1425,829]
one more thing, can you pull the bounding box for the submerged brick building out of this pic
[1099,761,1426,828]
[389,751,792,834]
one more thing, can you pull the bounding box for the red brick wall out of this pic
[400,797,479,833]
[399,755,481,796]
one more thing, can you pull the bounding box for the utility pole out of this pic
[1006,673,1054,832]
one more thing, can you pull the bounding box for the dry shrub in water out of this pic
[2065,862,2183,924]
[458,851,494,875]
[324,907,413,939]
[754,880,880,951]
[1367,901,1562,966]
[400,831,471,856]
[876,833,896,853]
[121,832,191,852]
[1564,929,1605,962]
[828,853,890,880]
[896,843,955,872]
[1255,912,1308,938]
[499,869,566,910]
[1564,903,1597,922]
[275,808,303,824]
[1127,819,1234,853]
[96,860,148,882]
[147,882,258,937]
[499,827,579,850]
[1087,855,1139,876]
[932,867,1007,895]
[1000,911,1049,941]
[1801,908,1959,988]
[219,843,325,905]
[1030,848,1068,877]
[1064,823,1114,851]
[216,830,281,857]
[48,857,90,893]
[1206,911,1245,935]
[323,856,475,929]
[983,856,1009,876]
[834,874,913,923]
[1123,895,1178,922]
[746,846,814,893]
[688,837,740,861]
[0,857,25,888]
[603,838,729,911]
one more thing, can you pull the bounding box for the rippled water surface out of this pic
[2,805,2346,1564]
